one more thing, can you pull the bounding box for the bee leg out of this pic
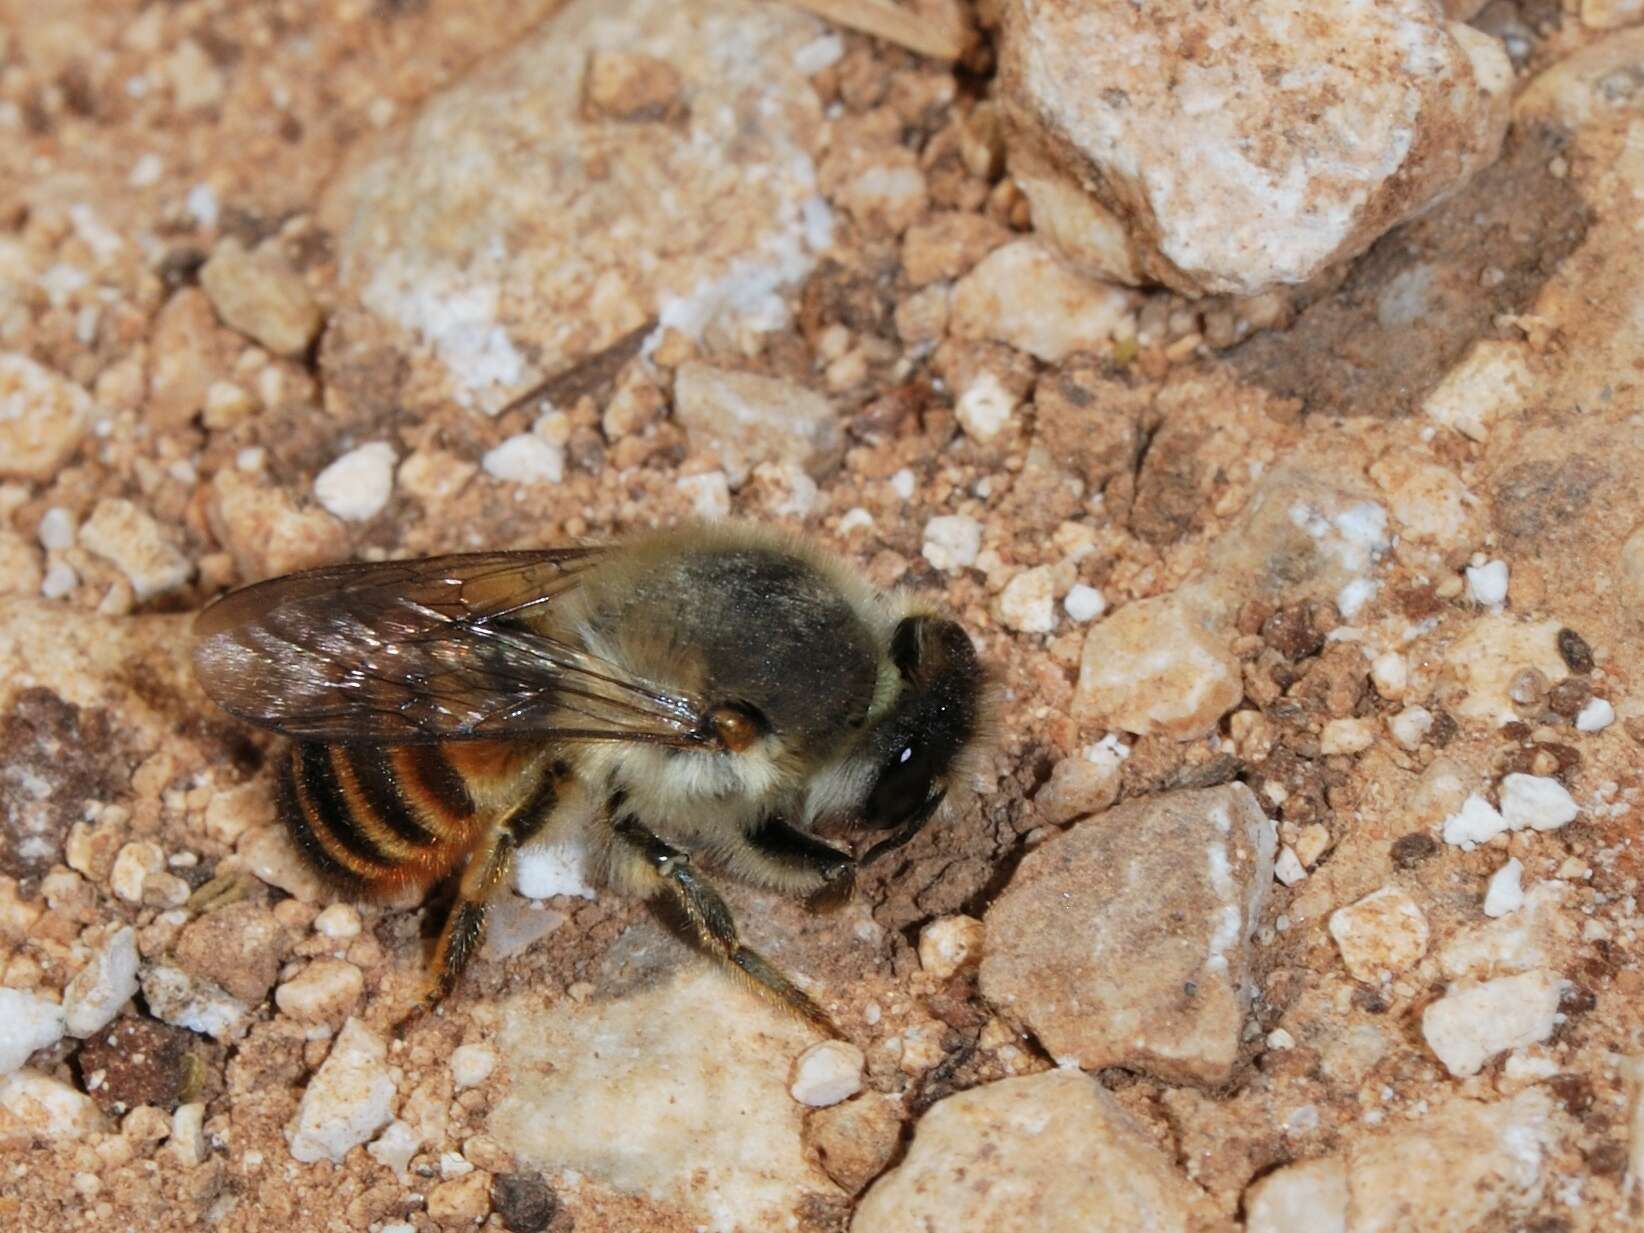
[736,816,856,908]
[612,818,838,1037]
[417,826,517,1012]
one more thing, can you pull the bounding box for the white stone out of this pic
[1483,859,1525,918]
[141,966,252,1042]
[0,988,66,1076]
[1439,883,1576,981]
[513,837,596,901]
[677,470,731,521]
[1388,704,1433,750]
[450,1043,497,1089]
[275,959,364,1023]
[167,1102,206,1166]
[1576,697,1615,733]
[1274,846,1307,887]
[954,373,1017,443]
[1319,717,1375,756]
[1499,774,1579,832]
[288,1018,397,1164]
[1245,1157,1348,1233]
[36,508,75,551]
[110,840,163,904]
[63,926,140,1038]
[1063,584,1106,623]
[482,434,564,486]
[997,566,1057,634]
[1421,970,1565,1077]
[368,1120,421,1176]
[789,1040,865,1107]
[491,965,834,1231]
[999,0,1511,297]
[1442,793,1508,848]
[313,904,362,941]
[1369,651,1408,699]
[921,515,982,572]
[1328,887,1429,982]
[79,499,194,601]
[314,442,397,521]
[1443,616,1567,727]
[673,364,840,485]
[949,239,1133,362]
[0,1070,104,1144]
[40,559,78,599]
[1465,558,1509,607]
[918,915,984,980]
[0,352,92,482]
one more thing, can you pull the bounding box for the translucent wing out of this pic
[191,549,709,744]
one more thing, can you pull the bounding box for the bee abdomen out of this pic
[281,742,481,894]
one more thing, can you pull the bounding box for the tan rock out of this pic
[1442,615,1568,727]
[901,211,1009,286]
[998,0,1511,296]
[581,49,685,123]
[803,1092,902,1195]
[0,353,92,482]
[0,1071,105,1146]
[200,238,324,358]
[981,784,1275,1084]
[1328,887,1429,982]
[1074,590,1241,740]
[172,900,288,1005]
[288,1018,397,1164]
[146,288,238,429]
[275,959,365,1023]
[207,472,350,582]
[79,499,194,603]
[854,1071,1206,1232]
[427,1170,493,1227]
[950,239,1134,363]
[672,363,841,484]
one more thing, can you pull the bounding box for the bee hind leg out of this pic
[611,817,839,1037]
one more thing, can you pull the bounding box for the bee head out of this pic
[854,614,983,853]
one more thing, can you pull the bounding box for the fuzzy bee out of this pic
[192,523,985,1031]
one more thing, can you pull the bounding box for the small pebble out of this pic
[1369,651,1407,699]
[917,915,984,979]
[789,1040,865,1107]
[63,927,140,1038]
[1063,583,1106,623]
[955,373,1016,443]
[1482,858,1524,918]
[1465,559,1508,607]
[1328,886,1429,981]
[491,1172,558,1233]
[1575,697,1615,733]
[921,515,981,572]
[274,959,364,1023]
[1388,705,1433,750]
[1441,794,1507,847]
[451,1043,498,1089]
[0,987,67,1075]
[484,435,564,485]
[313,904,361,941]
[1273,846,1306,886]
[1498,774,1579,832]
[36,507,75,551]
[1319,717,1375,755]
[314,442,397,522]
[288,1018,396,1164]
[998,566,1057,634]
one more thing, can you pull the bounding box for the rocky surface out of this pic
[1,3,1642,1232]
[998,0,1512,296]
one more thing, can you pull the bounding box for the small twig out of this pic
[781,0,969,61]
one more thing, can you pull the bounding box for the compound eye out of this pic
[865,740,936,828]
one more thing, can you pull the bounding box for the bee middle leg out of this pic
[611,817,838,1036]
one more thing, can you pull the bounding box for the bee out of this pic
[192,523,985,1031]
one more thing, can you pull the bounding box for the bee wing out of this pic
[191,549,708,744]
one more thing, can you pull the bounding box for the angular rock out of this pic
[491,964,836,1230]
[141,965,253,1043]
[803,1093,902,1196]
[1328,887,1429,982]
[171,900,288,1005]
[998,0,1511,296]
[77,1016,208,1113]
[0,1070,105,1146]
[854,1071,1206,1233]
[949,239,1134,362]
[1442,616,1567,727]
[63,925,140,1037]
[0,987,66,1076]
[672,363,841,484]
[274,958,365,1024]
[1421,969,1566,1077]
[200,238,324,358]
[1246,1090,1562,1232]
[323,0,831,413]
[0,353,92,482]
[313,442,397,522]
[980,783,1276,1084]
[288,1018,397,1164]
[1438,882,1576,980]
[1074,589,1242,740]
[79,498,194,603]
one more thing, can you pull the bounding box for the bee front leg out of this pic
[610,817,838,1037]
[735,816,856,908]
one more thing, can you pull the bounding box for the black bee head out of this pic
[856,615,984,855]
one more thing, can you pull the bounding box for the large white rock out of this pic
[0,988,66,1075]
[998,0,1512,296]
[287,1017,397,1164]
[1421,970,1566,1077]
[323,0,832,413]
[854,1070,1206,1232]
[490,964,837,1231]
[981,784,1275,1084]
[0,1070,105,1146]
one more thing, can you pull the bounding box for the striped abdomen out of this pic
[279,739,559,896]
